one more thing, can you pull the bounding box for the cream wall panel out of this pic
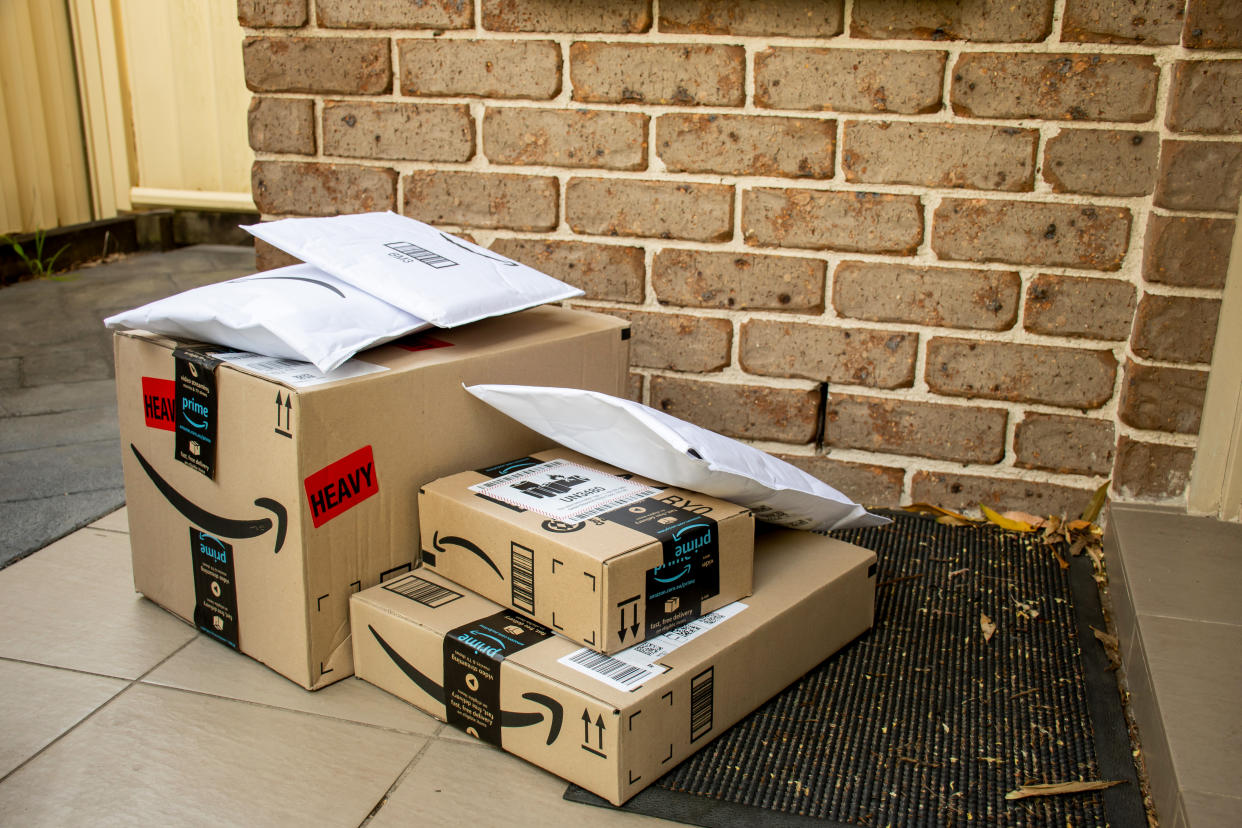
[117,0,254,208]
[0,0,92,234]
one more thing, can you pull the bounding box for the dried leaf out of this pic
[980,613,996,642]
[1051,546,1069,570]
[1067,519,1092,532]
[1081,481,1110,524]
[981,504,1035,532]
[1068,536,1088,557]
[905,502,980,523]
[1092,626,1119,650]
[1003,510,1045,528]
[936,514,975,527]
[1004,780,1123,801]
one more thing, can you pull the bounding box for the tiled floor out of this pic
[0,507,665,827]
[1105,504,1242,828]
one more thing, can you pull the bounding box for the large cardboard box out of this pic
[115,306,629,689]
[419,448,754,654]
[351,526,877,804]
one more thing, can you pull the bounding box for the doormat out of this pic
[566,511,1144,827]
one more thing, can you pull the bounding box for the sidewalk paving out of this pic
[0,245,257,568]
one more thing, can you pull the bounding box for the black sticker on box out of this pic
[602,499,720,637]
[443,610,552,746]
[190,528,239,648]
[173,348,222,478]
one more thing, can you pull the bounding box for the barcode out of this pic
[383,575,461,608]
[566,649,655,688]
[690,667,714,741]
[510,543,535,614]
[385,241,457,268]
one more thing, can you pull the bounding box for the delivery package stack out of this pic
[107,212,887,805]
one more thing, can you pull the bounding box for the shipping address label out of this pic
[559,602,748,692]
[468,459,660,522]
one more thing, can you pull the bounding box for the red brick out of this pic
[926,337,1117,408]
[657,114,835,179]
[323,101,472,162]
[911,472,1094,517]
[740,320,917,389]
[239,0,307,27]
[1014,413,1115,476]
[1062,0,1186,44]
[932,199,1131,271]
[951,53,1158,122]
[1023,274,1136,341]
[1185,0,1242,49]
[1043,129,1158,196]
[842,121,1036,191]
[254,237,303,271]
[660,0,843,36]
[652,249,824,312]
[1155,140,1242,212]
[833,262,1019,331]
[743,188,923,254]
[627,372,643,402]
[247,97,314,155]
[483,108,647,170]
[483,0,650,32]
[243,37,390,94]
[1142,215,1235,288]
[399,39,561,100]
[566,179,733,243]
[1118,360,1208,434]
[252,161,395,216]
[1114,437,1195,500]
[570,43,744,107]
[404,172,558,231]
[1167,60,1242,135]
[317,0,472,28]
[851,0,1053,42]
[777,454,904,507]
[1131,295,1221,364]
[824,393,1006,464]
[755,48,946,115]
[601,309,731,372]
[489,238,644,302]
[649,377,820,443]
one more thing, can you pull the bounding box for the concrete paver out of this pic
[0,245,255,567]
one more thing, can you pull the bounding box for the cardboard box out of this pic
[351,526,876,805]
[115,306,629,689]
[419,448,754,654]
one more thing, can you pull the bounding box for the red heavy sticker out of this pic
[142,377,176,431]
[393,333,455,352]
[304,446,379,528]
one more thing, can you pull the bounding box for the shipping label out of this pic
[468,459,659,522]
[190,528,239,648]
[559,603,747,692]
[174,349,221,478]
[212,351,386,388]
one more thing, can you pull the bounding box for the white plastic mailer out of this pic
[104,264,430,372]
[465,384,890,532]
[243,212,583,327]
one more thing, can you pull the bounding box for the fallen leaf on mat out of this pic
[904,502,980,523]
[1081,481,1110,524]
[980,613,996,642]
[1004,780,1123,800]
[981,504,1034,532]
[937,514,975,527]
[1003,510,1045,528]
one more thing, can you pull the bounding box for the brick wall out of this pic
[240,0,1241,516]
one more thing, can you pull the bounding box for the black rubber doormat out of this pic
[566,511,1145,827]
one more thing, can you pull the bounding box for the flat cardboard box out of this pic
[115,306,629,689]
[351,526,877,805]
[419,448,754,654]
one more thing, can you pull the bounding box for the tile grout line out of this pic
[356,730,441,827]
[0,636,197,787]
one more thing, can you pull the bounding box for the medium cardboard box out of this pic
[419,448,754,654]
[115,306,629,689]
[351,526,877,805]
